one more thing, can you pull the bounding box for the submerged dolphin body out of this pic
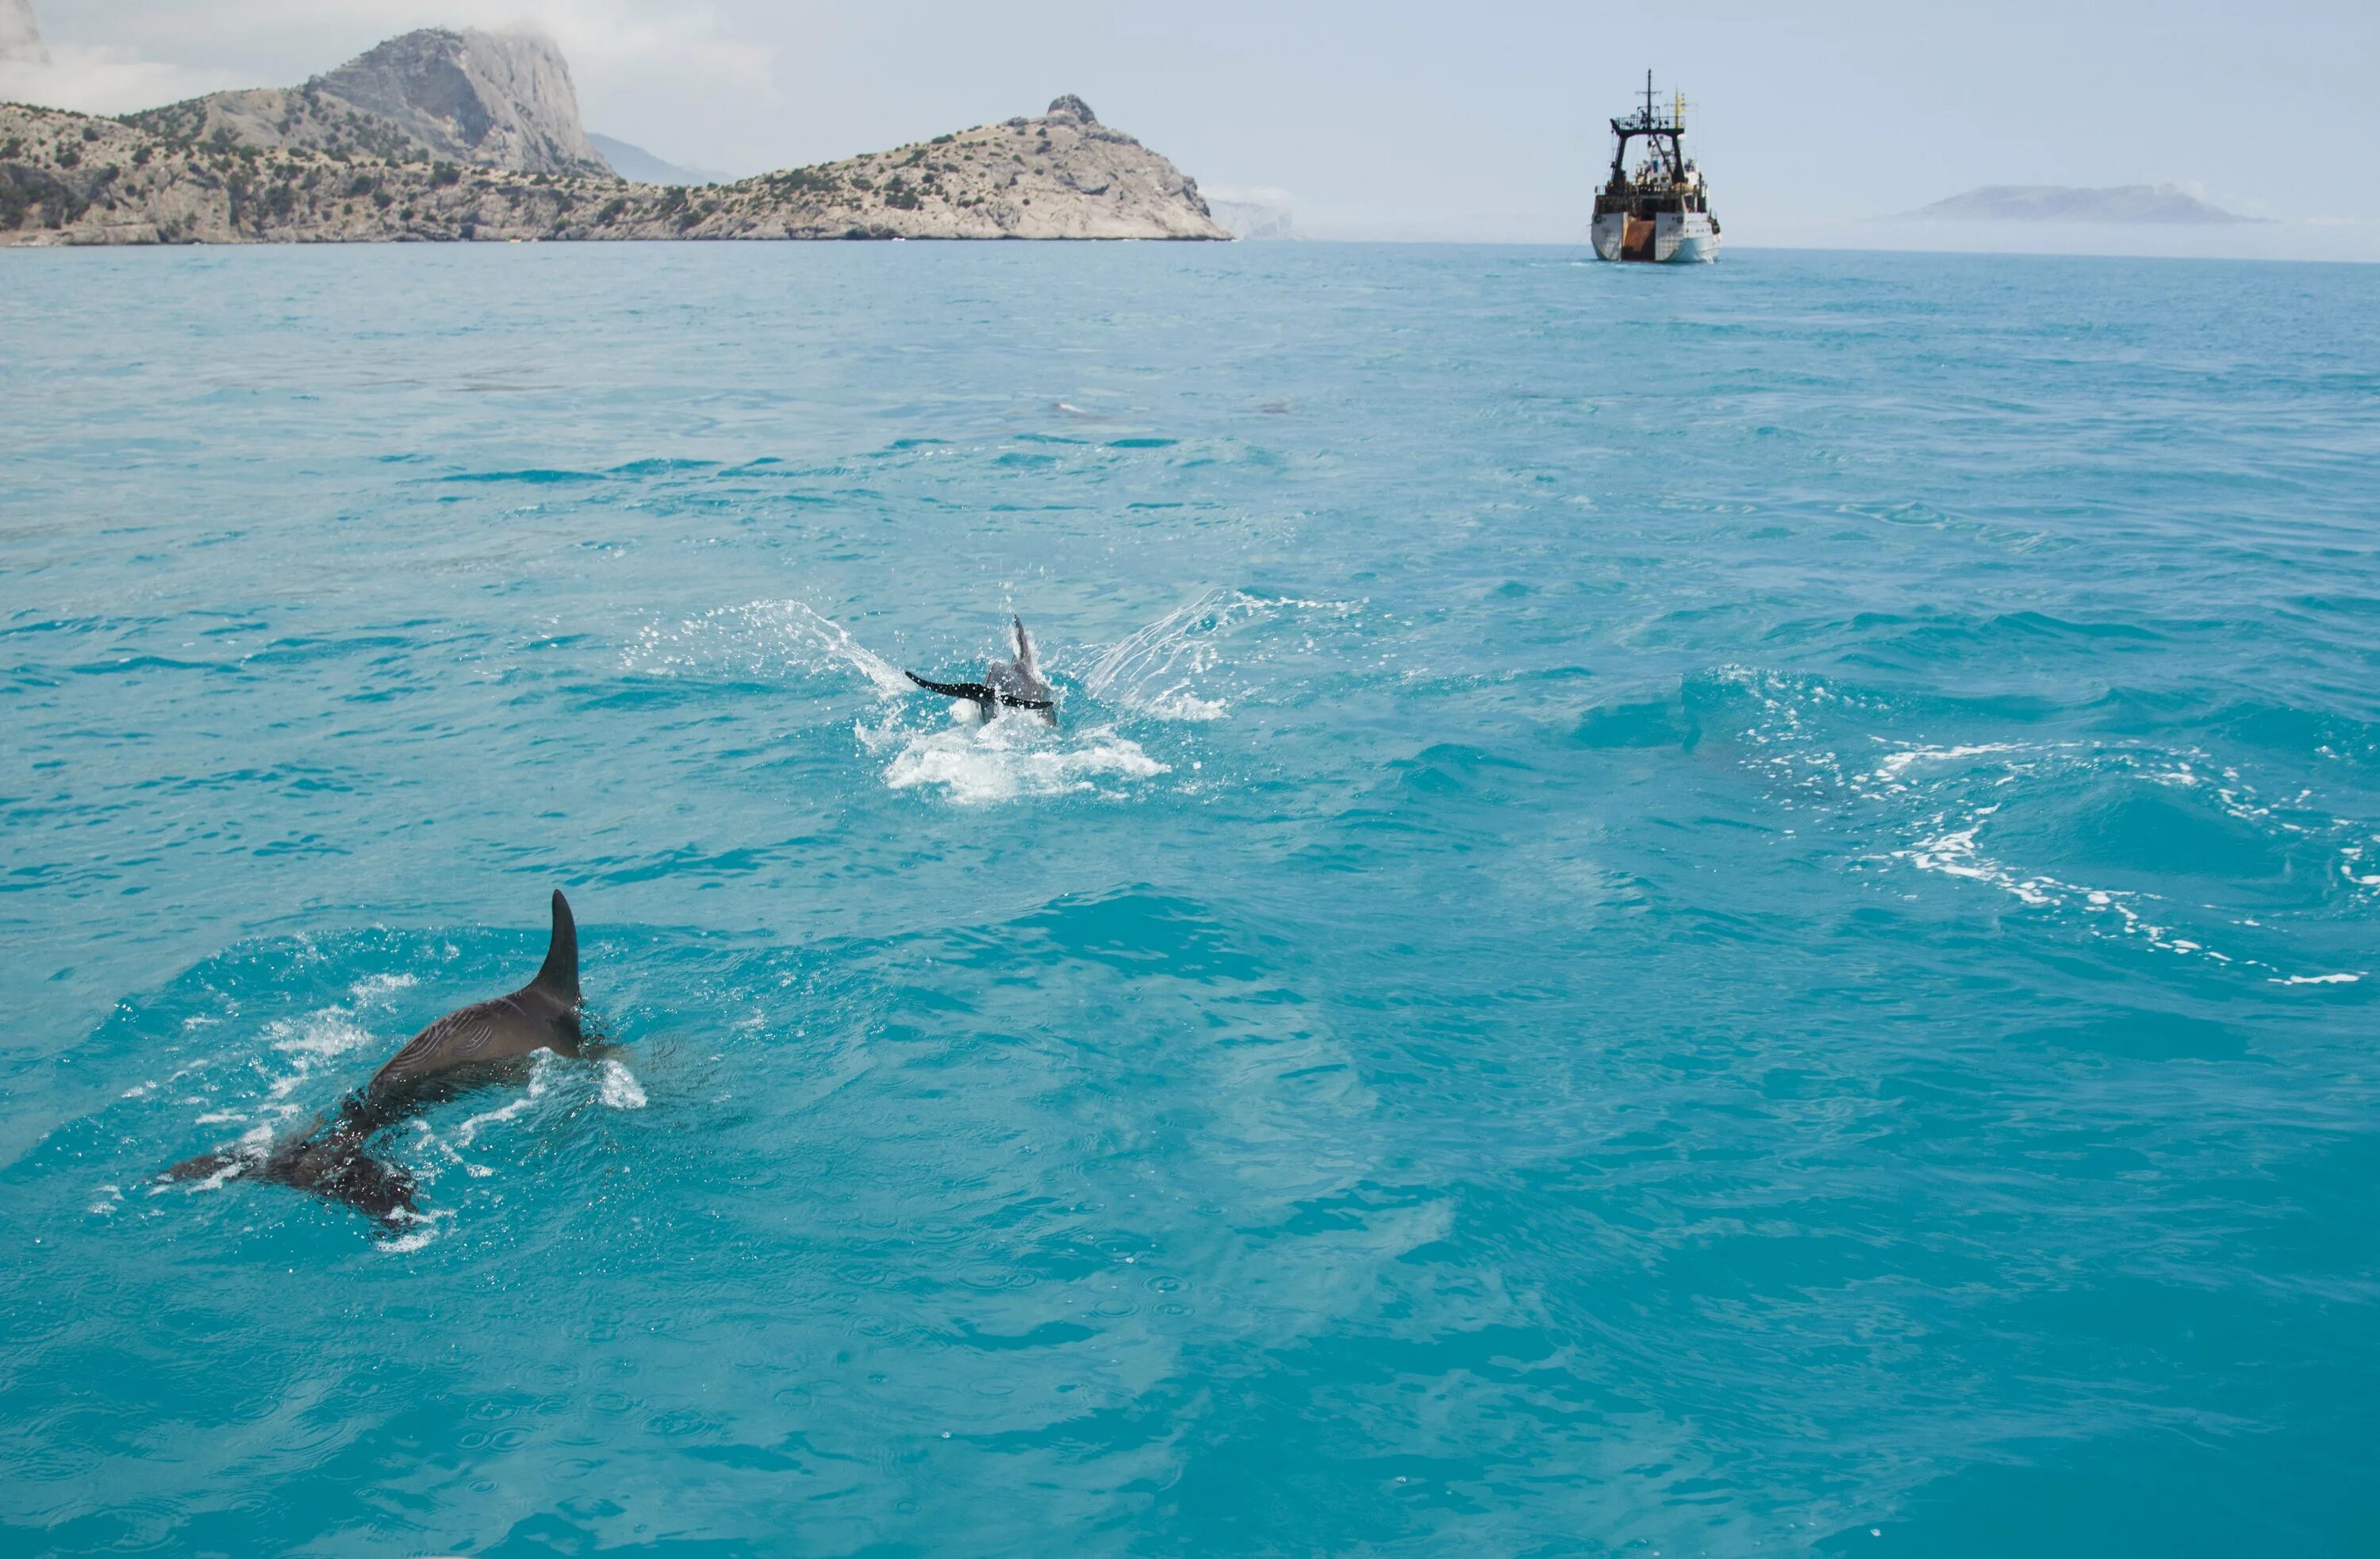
[166,890,589,1226]
[906,616,1058,724]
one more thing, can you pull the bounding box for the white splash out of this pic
[873,708,1167,805]
[266,1011,375,1063]
[1080,587,1357,720]
[2269,973,2361,986]
[347,972,418,1004]
[1135,689,1229,723]
[626,599,910,697]
[255,1010,378,1105]
[1870,742,2037,783]
[376,1208,449,1254]
[600,1058,648,1110]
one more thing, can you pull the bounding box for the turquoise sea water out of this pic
[2,243,2375,1556]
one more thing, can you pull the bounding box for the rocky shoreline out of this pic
[0,29,1226,246]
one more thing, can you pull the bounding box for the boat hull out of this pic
[1591,209,1720,263]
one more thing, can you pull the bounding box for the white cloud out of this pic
[141,2,770,93]
[0,45,229,114]
[15,2,776,117]
[446,4,775,95]
[1201,184,1296,209]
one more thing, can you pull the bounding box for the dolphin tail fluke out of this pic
[164,1127,419,1226]
[532,889,579,1008]
[907,670,996,701]
[165,1149,239,1183]
[264,1135,420,1225]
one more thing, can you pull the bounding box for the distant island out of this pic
[1906,184,2260,225]
[0,25,1227,244]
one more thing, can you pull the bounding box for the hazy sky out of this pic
[15,1,2380,255]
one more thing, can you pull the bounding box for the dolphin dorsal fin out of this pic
[529,889,580,1008]
[1011,615,1040,679]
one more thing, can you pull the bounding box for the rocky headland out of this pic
[0,28,1226,244]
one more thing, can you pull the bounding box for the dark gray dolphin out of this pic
[906,615,1058,724]
[165,890,590,1226]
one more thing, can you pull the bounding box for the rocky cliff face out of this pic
[123,28,611,179]
[2,91,1228,245]
[309,29,608,177]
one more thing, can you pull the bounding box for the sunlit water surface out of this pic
[2,244,2376,1556]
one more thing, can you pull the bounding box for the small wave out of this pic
[1893,804,2236,962]
[1702,667,2375,977]
[869,708,1166,805]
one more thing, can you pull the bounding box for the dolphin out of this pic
[164,890,591,1227]
[906,615,1058,724]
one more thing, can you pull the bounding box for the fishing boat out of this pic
[1591,72,1720,263]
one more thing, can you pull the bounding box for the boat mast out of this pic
[1608,71,1691,190]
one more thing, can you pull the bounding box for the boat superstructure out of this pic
[1591,72,1720,263]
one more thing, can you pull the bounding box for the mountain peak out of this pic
[304,27,608,178]
[122,24,610,179]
